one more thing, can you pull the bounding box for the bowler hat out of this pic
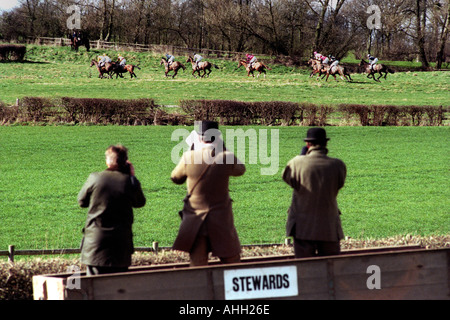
[195,120,219,136]
[304,127,330,143]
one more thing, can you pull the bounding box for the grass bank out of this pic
[0,45,448,106]
[0,126,448,251]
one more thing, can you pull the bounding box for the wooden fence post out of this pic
[8,245,15,263]
[152,241,159,254]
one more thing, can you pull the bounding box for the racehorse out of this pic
[308,58,327,79]
[325,65,353,82]
[238,60,271,78]
[359,59,395,82]
[186,56,219,78]
[90,59,116,79]
[68,32,90,52]
[114,63,141,79]
[160,58,185,78]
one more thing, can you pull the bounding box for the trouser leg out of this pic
[293,239,316,258]
[189,234,209,266]
[86,266,128,276]
[293,239,340,258]
[316,241,341,256]
[219,254,240,264]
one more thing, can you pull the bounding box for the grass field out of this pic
[0,45,449,107]
[0,45,449,252]
[0,125,448,251]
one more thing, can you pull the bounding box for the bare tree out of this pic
[434,0,449,69]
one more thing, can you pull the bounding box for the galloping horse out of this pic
[114,64,141,79]
[68,32,90,52]
[325,65,353,82]
[90,59,116,79]
[160,58,185,78]
[308,58,327,79]
[186,56,219,78]
[238,60,271,78]
[359,59,395,82]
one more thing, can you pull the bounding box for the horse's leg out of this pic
[376,72,382,82]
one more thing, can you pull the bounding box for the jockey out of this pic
[313,51,322,60]
[329,55,339,71]
[314,51,329,65]
[246,53,257,69]
[118,54,127,67]
[98,55,105,67]
[165,53,175,67]
[193,53,203,70]
[368,54,378,72]
[98,53,111,68]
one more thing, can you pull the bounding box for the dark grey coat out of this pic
[78,169,146,267]
[282,146,346,242]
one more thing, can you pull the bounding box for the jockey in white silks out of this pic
[368,54,378,72]
[193,53,203,70]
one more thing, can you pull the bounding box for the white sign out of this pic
[224,266,298,300]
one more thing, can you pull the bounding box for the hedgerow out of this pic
[0,98,447,126]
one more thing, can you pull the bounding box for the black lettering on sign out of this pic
[231,274,291,292]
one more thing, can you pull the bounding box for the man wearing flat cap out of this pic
[171,121,245,266]
[282,127,346,258]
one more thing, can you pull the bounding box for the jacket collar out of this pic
[307,145,329,156]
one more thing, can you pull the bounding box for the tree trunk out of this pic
[416,0,429,68]
[313,0,330,51]
[104,0,116,42]
[436,4,449,69]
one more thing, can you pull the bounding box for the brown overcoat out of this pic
[282,146,346,242]
[171,146,245,258]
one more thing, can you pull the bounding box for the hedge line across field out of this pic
[0,97,447,126]
[0,44,26,61]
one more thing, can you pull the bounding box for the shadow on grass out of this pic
[0,60,50,64]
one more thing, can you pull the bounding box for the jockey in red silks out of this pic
[314,51,330,65]
[246,53,257,69]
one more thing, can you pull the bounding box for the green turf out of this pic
[0,126,448,251]
[0,45,448,107]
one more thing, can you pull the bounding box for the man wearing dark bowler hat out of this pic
[282,127,346,258]
[171,120,245,266]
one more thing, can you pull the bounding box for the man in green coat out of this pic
[282,128,346,258]
[78,145,146,275]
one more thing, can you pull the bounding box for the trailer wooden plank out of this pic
[33,247,450,300]
[332,250,449,299]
